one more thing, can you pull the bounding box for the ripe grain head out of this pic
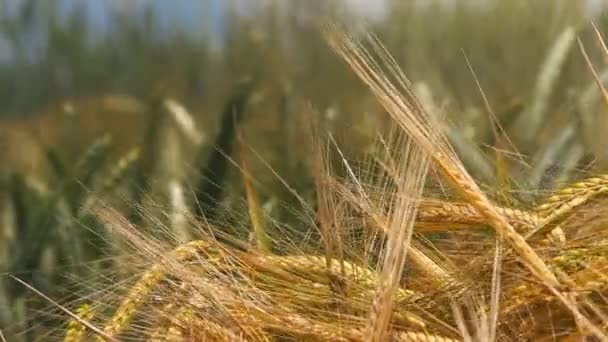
[324,24,560,290]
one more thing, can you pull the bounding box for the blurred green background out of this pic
[1,0,608,339]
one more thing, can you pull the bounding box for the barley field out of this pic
[3,1,608,341]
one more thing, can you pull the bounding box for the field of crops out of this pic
[2,1,608,340]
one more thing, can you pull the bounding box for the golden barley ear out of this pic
[416,200,540,233]
[536,175,608,219]
[97,265,166,340]
[243,252,425,328]
[91,226,225,339]
[324,23,559,289]
[527,174,608,240]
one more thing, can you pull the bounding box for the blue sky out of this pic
[37,0,388,55]
[51,0,390,39]
[1,0,602,64]
[55,0,227,39]
[0,0,230,62]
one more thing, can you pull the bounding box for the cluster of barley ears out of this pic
[34,26,608,342]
